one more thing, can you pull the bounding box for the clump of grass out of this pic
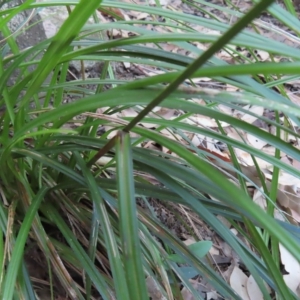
[1,0,300,299]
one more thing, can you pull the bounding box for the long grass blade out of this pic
[116,131,148,299]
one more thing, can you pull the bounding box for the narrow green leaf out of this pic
[116,131,148,300]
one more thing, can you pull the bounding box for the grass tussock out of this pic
[1,0,300,299]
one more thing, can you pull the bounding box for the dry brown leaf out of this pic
[206,291,218,300]
[289,207,300,223]
[262,146,276,156]
[154,108,177,119]
[146,276,167,300]
[187,98,206,105]
[183,238,196,246]
[265,172,300,186]
[159,129,181,141]
[222,262,235,282]
[209,246,219,256]
[143,141,160,150]
[191,133,205,146]
[253,157,273,170]
[226,129,244,142]
[181,280,209,300]
[152,106,163,113]
[218,47,236,61]
[217,215,231,228]
[136,12,150,20]
[278,116,299,129]
[180,287,195,300]
[146,70,165,77]
[274,209,286,221]
[240,105,264,124]
[192,26,220,36]
[163,43,179,52]
[104,126,118,139]
[292,159,300,169]
[196,144,230,162]
[170,0,182,8]
[288,93,300,106]
[192,77,212,83]
[230,228,238,236]
[123,61,131,69]
[226,84,239,92]
[121,108,138,118]
[221,242,233,258]
[277,185,300,215]
[149,0,170,5]
[241,165,264,186]
[256,50,269,61]
[229,266,250,300]
[186,115,218,127]
[227,130,271,166]
[141,121,158,128]
[281,155,292,166]
[96,156,114,166]
[252,189,267,210]
[218,104,233,115]
[279,244,300,297]
[235,149,253,166]
[246,133,268,149]
[246,275,265,300]
[186,114,230,128]
[162,146,172,154]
